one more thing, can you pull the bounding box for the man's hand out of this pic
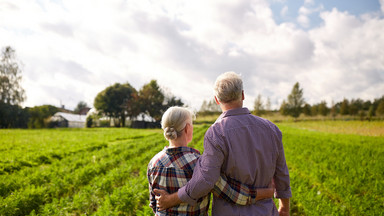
[278,198,290,216]
[153,189,182,211]
[278,206,290,216]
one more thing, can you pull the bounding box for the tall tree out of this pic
[138,80,165,122]
[265,97,271,113]
[74,101,88,114]
[318,101,329,116]
[94,82,137,127]
[0,46,25,105]
[286,82,305,118]
[253,94,264,116]
[279,100,289,116]
[162,87,184,110]
[302,103,311,116]
[376,100,384,116]
[340,99,349,115]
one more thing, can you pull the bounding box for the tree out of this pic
[253,94,264,116]
[376,100,384,116]
[28,105,59,128]
[265,97,271,113]
[330,100,337,119]
[279,100,289,116]
[285,82,305,118]
[199,99,220,115]
[318,101,329,116]
[302,103,311,116]
[199,100,208,114]
[74,101,88,114]
[162,87,184,110]
[138,80,165,122]
[94,82,137,127]
[0,103,29,128]
[0,46,25,105]
[340,99,349,115]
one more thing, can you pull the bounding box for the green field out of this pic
[0,121,383,215]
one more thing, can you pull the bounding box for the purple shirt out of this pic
[178,107,292,216]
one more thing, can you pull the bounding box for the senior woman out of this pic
[147,106,273,215]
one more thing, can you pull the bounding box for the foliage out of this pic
[0,46,25,105]
[0,123,383,215]
[94,83,138,127]
[0,103,29,128]
[376,100,384,116]
[27,105,59,128]
[278,123,384,215]
[284,82,305,118]
[138,80,165,122]
[199,99,221,116]
[74,101,88,114]
[93,80,183,127]
[253,94,265,116]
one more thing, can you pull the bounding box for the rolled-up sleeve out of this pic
[272,125,292,198]
[178,131,225,205]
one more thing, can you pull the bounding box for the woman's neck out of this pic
[168,139,188,148]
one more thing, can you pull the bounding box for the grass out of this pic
[0,120,383,215]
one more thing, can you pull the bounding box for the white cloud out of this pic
[381,0,384,13]
[1,0,383,111]
[281,5,288,17]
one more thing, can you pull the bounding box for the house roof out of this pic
[53,112,87,122]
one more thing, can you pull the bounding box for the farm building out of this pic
[50,112,87,128]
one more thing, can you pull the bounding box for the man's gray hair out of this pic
[214,72,243,103]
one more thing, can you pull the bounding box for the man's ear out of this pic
[242,91,245,100]
[214,96,220,105]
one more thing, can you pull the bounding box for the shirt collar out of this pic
[163,146,200,155]
[218,107,251,120]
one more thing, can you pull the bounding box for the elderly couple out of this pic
[147,72,291,216]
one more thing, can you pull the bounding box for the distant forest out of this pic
[1,46,384,128]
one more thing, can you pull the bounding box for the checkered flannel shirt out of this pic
[147,146,259,216]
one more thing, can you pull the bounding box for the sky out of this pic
[1,0,383,111]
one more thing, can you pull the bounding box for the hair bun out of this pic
[164,127,177,140]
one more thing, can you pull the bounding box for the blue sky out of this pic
[0,0,383,111]
[271,0,382,27]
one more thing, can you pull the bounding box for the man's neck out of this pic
[220,101,243,112]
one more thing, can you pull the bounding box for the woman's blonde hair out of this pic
[161,106,195,140]
[214,72,243,103]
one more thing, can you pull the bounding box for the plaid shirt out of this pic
[147,146,259,216]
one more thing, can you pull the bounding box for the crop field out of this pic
[0,121,383,215]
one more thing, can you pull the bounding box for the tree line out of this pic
[90,80,183,127]
[1,46,384,128]
[0,46,183,128]
[255,82,384,120]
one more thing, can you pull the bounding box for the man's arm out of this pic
[154,133,225,209]
[178,134,225,205]
[272,124,291,215]
[212,174,274,205]
[154,175,275,210]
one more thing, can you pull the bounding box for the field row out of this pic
[279,124,384,215]
[0,128,174,215]
[1,122,383,215]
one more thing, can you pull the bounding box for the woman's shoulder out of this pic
[148,149,168,168]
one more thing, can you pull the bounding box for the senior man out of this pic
[155,72,291,216]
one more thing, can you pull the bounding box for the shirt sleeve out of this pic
[272,125,292,199]
[178,131,225,206]
[212,174,258,205]
[147,167,157,213]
